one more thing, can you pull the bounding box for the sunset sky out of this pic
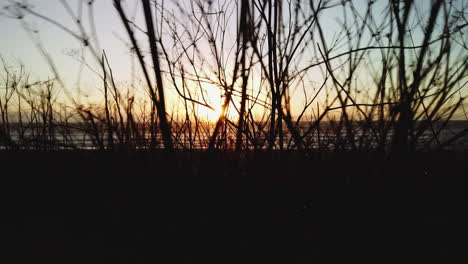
[0,0,466,121]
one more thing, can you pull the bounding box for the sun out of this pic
[196,86,223,123]
[198,105,223,123]
[193,83,239,123]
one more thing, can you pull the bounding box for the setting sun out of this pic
[195,84,229,123]
[196,88,240,123]
[198,105,223,123]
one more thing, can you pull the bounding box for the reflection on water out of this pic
[1,121,467,150]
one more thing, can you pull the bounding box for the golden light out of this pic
[197,86,223,123]
[182,78,241,123]
[198,104,223,123]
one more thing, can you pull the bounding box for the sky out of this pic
[0,0,228,116]
[0,0,384,81]
[0,1,132,93]
[0,0,466,120]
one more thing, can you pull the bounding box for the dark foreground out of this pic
[1,150,466,263]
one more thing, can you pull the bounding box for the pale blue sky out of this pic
[0,0,389,82]
[0,1,131,90]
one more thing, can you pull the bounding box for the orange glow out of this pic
[198,104,223,123]
[196,85,223,123]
